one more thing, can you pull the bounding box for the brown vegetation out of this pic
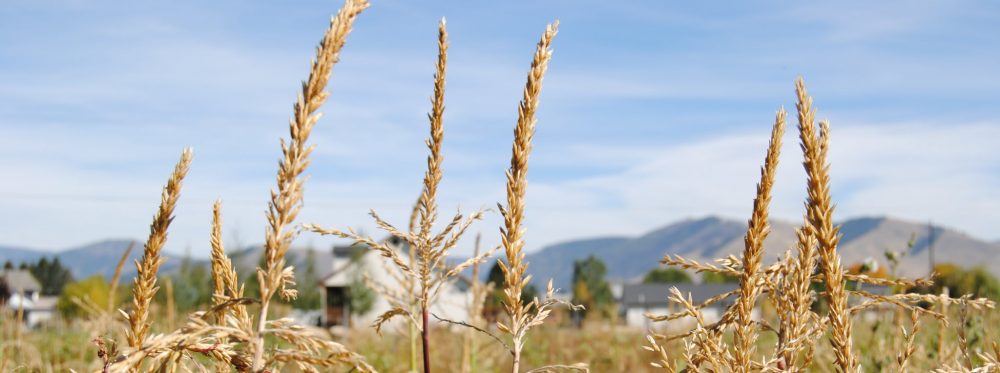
[2,2,1000,373]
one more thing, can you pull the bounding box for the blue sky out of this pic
[2,1,999,257]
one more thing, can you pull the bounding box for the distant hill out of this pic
[225,245,334,284]
[0,239,349,283]
[4,216,999,289]
[525,216,1000,290]
[0,245,44,265]
[0,239,185,281]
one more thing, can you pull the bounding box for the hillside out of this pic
[525,216,1000,290]
[0,239,184,281]
[4,216,998,288]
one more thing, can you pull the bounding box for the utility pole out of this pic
[927,221,936,276]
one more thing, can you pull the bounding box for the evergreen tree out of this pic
[293,249,323,310]
[160,251,213,312]
[26,256,74,295]
[484,261,537,320]
[643,268,693,284]
[702,271,739,284]
[348,275,373,318]
[0,277,9,301]
[570,255,613,319]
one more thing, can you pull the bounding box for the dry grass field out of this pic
[2,0,999,372]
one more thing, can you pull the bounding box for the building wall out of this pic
[321,250,471,330]
[26,309,53,328]
[625,307,721,330]
[624,306,758,330]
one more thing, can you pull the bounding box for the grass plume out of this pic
[307,18,495,373]
[109,1,374,371]
[646,78,996,372]
[796,77,856,372]
[732,108,785,371]
[251,0,369,369]
[495,21,569,373]
[125,148,193,349]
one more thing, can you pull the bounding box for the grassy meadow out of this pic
[3,305,1000,371]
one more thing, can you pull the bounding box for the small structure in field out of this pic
[620,283,743,330]
[318,236,472,330]
[0,269,58,327]
[621,282,894,329]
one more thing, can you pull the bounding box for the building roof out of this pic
[855,283,893,296]
[332,242,369,259]
[0,269,42,293]
[30,296,58,310]
[621,283,739,308]
[621,282,893,308]
[322,236,473,290]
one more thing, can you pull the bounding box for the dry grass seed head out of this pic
[733,108,786,372]
[796,78,855,372]
[108,241,134,313]
[126,148,193,349]
[497,18,558,345]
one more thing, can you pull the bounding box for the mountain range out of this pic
[524,216,1000,290]
[2,216,998,289]
[0,240,331,283]
[0,239,181,281]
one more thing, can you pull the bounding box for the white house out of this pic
[318,236,472,331]
[1,269,58,327]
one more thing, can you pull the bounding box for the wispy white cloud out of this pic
[1,0,999,257]
[521,121,1000,249]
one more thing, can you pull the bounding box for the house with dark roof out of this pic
[620,283,743,329]
[1,269,58,327]
[1,269,41,298]
[621,282,893,329]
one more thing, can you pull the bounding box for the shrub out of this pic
[57,275,109,318]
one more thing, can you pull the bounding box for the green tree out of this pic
[702,271,739,284]
[2,260,12,270]
[931,264,1000,301]
[0,277,8,301]
[643,268,693,284]
[346,250,374,317]
[26,256,74,295]
[57,275,110,318]
[159,253,213,312]
[348,277,374,317]
[241,249,265,299]
[571,255,613,319]
[292,249,323,310]
[484,261,537,320]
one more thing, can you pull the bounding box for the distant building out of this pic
[318,237,472,331]
[1,269,41,300]
[0,269,58,327]
[620,283,745,330]
[620,282,893,329]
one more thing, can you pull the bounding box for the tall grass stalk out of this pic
[733,108,785,371]
[125,148,192,350]
[796,78,856,372]
[647,78,996,372]
[250,0,368,369]
[308,17,496,373]
[496,20,559,373]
